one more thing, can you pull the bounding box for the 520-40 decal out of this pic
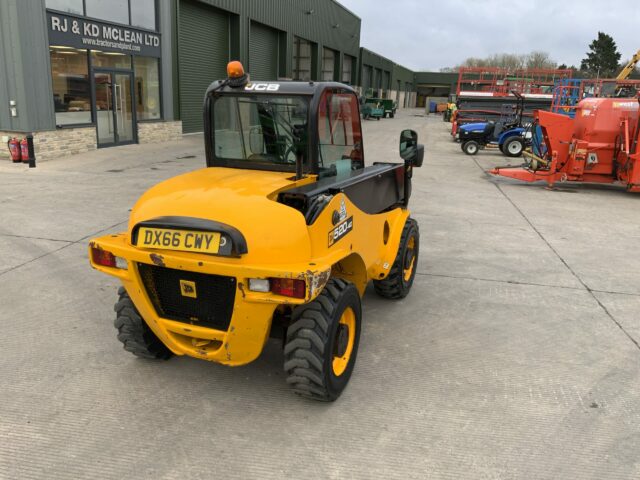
[328,217,353,247]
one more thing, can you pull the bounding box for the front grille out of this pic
[138,263,236,331]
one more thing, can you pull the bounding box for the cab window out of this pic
[317,91,363,178]
[212,95,308,168]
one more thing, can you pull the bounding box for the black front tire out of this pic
[284,278,362,401]
[462,140,479,155]
[114,287,173,360]
[374,217,419,299]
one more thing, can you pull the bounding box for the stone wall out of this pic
[0,126,96,162]
[0,120,183,162]
[137,121,183,144]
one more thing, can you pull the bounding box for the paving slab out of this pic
[474,155,640,295]
[0,235,70,274]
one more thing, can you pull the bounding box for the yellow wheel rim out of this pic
[332,307,356,377]
[403,235,416,282]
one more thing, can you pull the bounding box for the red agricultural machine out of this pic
[490,97,640,192]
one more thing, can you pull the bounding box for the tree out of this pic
[526,51,557,69]
[443,51,557,71]
[580,32,621,77]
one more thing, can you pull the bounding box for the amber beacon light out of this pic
[226,61,249,88]
[227,61,245,78]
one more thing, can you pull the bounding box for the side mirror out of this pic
[399,129,424,167]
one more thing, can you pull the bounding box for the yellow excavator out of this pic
[617,49,640,80]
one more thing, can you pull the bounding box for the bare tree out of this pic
[525,51,557,69]
[443,51,558,71]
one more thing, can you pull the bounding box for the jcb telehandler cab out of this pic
[89,61,424,401]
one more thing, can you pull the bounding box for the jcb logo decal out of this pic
[245,83,280,91]
[328,217,353,247]
[179,280,197,299]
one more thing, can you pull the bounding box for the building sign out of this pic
[47,11,161,57]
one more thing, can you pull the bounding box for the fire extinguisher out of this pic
[20,137,29,163]
[8,137,21,162]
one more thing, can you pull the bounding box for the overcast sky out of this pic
[338,0,640,71]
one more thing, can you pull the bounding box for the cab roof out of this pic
[205,80,357,97]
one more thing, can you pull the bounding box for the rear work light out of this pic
[91,246,128,270]
[269,278,306,299]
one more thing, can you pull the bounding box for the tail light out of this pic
[270,278,306,299]
[91,246,127,270]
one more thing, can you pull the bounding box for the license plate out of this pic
[137,227,221,254]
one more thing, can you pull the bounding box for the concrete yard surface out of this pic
[1,110,639,479]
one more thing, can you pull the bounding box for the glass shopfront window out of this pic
[45,0,83,15]
[50,46,91,126]
[91,51,132,69]
[47,0,157,31]
[85,0,129,25]
[131,0,157,30]
[134,57,161,120]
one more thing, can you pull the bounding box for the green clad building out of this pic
[0,0,422,161]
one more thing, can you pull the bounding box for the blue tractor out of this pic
[457,91,528,157]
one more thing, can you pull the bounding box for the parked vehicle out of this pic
[361,100,384,120]
[458,122,528,157]
[88,61,425,401]
[365,98,397,118]
[458,91,528,157]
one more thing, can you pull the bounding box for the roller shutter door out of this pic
[249,22,278,80]
[178,0,229,133]
[363,66,372,91]
[375,69,382,91]
[321,48,336,81]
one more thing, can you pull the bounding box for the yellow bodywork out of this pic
[89,167,409,366]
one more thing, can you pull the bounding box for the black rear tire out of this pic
[503,136,525,157]
[114,287,173,360]
[373,217,419,299]
[284,278,361,401]
[462,140,479,155]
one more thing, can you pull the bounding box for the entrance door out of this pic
[94,71,135,147]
